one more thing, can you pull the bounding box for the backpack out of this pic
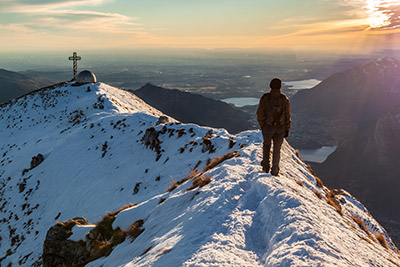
[266,94,286,127]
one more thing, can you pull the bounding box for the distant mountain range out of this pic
[133,83,255,134]
[313,104,400,245]
[0,69,54,103]
[289,57,400,148]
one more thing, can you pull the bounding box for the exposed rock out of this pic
[30,154,44,169]
[201,130,215,153]
[201,137,215,153]
[43,210,145,267]
[156,115,169,125]
[42,217,89,267]
[142,127,161,154]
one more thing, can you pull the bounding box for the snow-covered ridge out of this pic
[0,82,399,266]
[361,57,400,78]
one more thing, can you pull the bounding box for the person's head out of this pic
[270,78,282,90]
[269,78,281,97]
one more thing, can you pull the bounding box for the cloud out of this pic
[373,3,400,30]
[336,0,400,30]
[0,0,150,37]
[1,0,111,13]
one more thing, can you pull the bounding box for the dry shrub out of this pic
[186,176,212,191]
[56,217,89,231]
[188,170,200,179]
[167,179,179,192]
[315,177,324,188]
[313,190,323,199]
[107,203,137,216]
[387,258,400,267]
[111,228,126,245]
[159,248,171,256]
[83,222,127,265]
[203,151,239,172]
[331,189,347,196]
[350,215,373,239]
[194,160,202,170]
[306,164,317,176]
[326,191,343,216]
[127,220,144,240]
[375,233,389,249]
[56,220,77,230]
[228,137,236,149]
[87,241,114,263]
[296,181,303,187]
[167,177,190,192]
[141,246,152,256]
[93,215,116,241]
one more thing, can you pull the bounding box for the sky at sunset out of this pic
[0,0,400,53]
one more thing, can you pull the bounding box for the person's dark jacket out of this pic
[256,92,291,131]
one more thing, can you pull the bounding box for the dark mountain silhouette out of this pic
[133,83,255,133]
[0,69,54,103]
[289,57,400,148]
[313,104,400,245]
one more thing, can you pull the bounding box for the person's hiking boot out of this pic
[262,165,270,173]
[261,160,270,173]
[271,166,279,176]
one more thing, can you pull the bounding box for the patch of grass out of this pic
[306,164,316,176]
[159,248,171,256]
[56,217,88,230]
[326,191,343,216]
[387,257,400,267]
[203,151,239,173]
[313,190,323,199]
[93,215,116,241]
[186,176,212,191]
[315,177,324,188]
[141,246,152,256]
[331,189,347,196]
[107,203,137,217]
[166,172,199,192]
[350,215,373,239]
[194,160,202,170]
[167,181,178,192]
[375,233,389,249]
[127,220,144,240]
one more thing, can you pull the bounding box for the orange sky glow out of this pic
[0,0,399,53]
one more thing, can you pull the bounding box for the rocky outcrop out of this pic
[43,217,90,267]
[43,212,140,267]
[156,115,169,125]
[22,153,45,175]
[30,154,44,169]
[142,126,161,154]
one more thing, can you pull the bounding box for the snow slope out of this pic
[0,82,399,266]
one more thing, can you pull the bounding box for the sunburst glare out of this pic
[366,0,399,28]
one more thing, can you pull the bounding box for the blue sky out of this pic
[0,0,399,52]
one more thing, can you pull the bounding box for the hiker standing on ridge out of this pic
[257,78,291,176]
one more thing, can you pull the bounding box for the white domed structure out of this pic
[76,70,97,84]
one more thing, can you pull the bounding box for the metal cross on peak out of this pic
[68,52,81,80]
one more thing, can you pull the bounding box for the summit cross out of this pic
[68,52,81,80]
